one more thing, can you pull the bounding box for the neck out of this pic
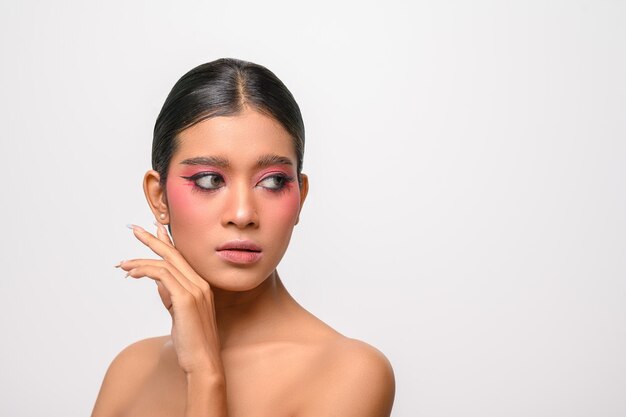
[212,270,294,349]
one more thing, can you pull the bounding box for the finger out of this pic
[128,224,177,260]
[128,224,182,265]
[127,224,212,293]
[153,220,175,247]
[120,259,214,340]
[127,264,213,337]
[125,264,192,312]
[119,258,200,297]
[120,259,214,328]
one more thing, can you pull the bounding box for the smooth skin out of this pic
[91,108,395,417]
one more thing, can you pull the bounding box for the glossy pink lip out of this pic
[215,240,263,265]
[216,240,262,252]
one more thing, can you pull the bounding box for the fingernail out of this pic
[114,260,124,268]
[124,272,130,278]
[126,224,145,232]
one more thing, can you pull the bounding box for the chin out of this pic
[201,268,274,292]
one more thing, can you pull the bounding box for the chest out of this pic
[121,344,314,417]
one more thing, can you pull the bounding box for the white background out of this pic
[1,1,625,416]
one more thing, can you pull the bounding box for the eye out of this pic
[258,174,293,191]
[182,173,225,191]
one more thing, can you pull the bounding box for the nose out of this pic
[221,182,259,229]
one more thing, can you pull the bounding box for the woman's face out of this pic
[162,107,307,291]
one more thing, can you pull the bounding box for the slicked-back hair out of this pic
[152,58,305,189]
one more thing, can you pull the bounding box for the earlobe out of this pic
[295,173,309,226]
[143,170,169,223]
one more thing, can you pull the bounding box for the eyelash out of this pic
[181,172,295,194]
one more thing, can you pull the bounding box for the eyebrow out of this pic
[179,156,230,168]
[256,154,293,168]
[179,154,293,169]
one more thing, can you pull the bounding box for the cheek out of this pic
[166,181,218,228]
[264,186,301,227]
[166,180,301,230]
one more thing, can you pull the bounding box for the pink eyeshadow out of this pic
[165,168,301,221]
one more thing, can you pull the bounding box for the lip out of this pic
[216,240,262,252]
[216,240,263,265]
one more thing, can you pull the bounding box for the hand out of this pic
[116,222,223,377]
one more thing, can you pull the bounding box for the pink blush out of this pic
[165,177,190,208]
[165,177,212,223]
[266,183,301,222]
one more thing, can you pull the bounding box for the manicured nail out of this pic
[114,260,124,268]
[126,224,145,232]
[124,271,130,278]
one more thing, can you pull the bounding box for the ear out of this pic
[143,170,169,224]
[295,173,309,225]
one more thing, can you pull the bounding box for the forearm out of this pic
[185,373,228,417]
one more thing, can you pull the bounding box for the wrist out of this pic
[186,370,226,387]
[185,371,228,417]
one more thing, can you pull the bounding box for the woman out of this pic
[91,58,395,417]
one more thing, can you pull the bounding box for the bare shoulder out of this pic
[301,336,396,417]
[326,337,393,368]
[91,335,169,417]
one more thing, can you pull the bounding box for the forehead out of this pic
[171,108,296,166]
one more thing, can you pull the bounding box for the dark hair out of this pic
[152,58,305,188]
